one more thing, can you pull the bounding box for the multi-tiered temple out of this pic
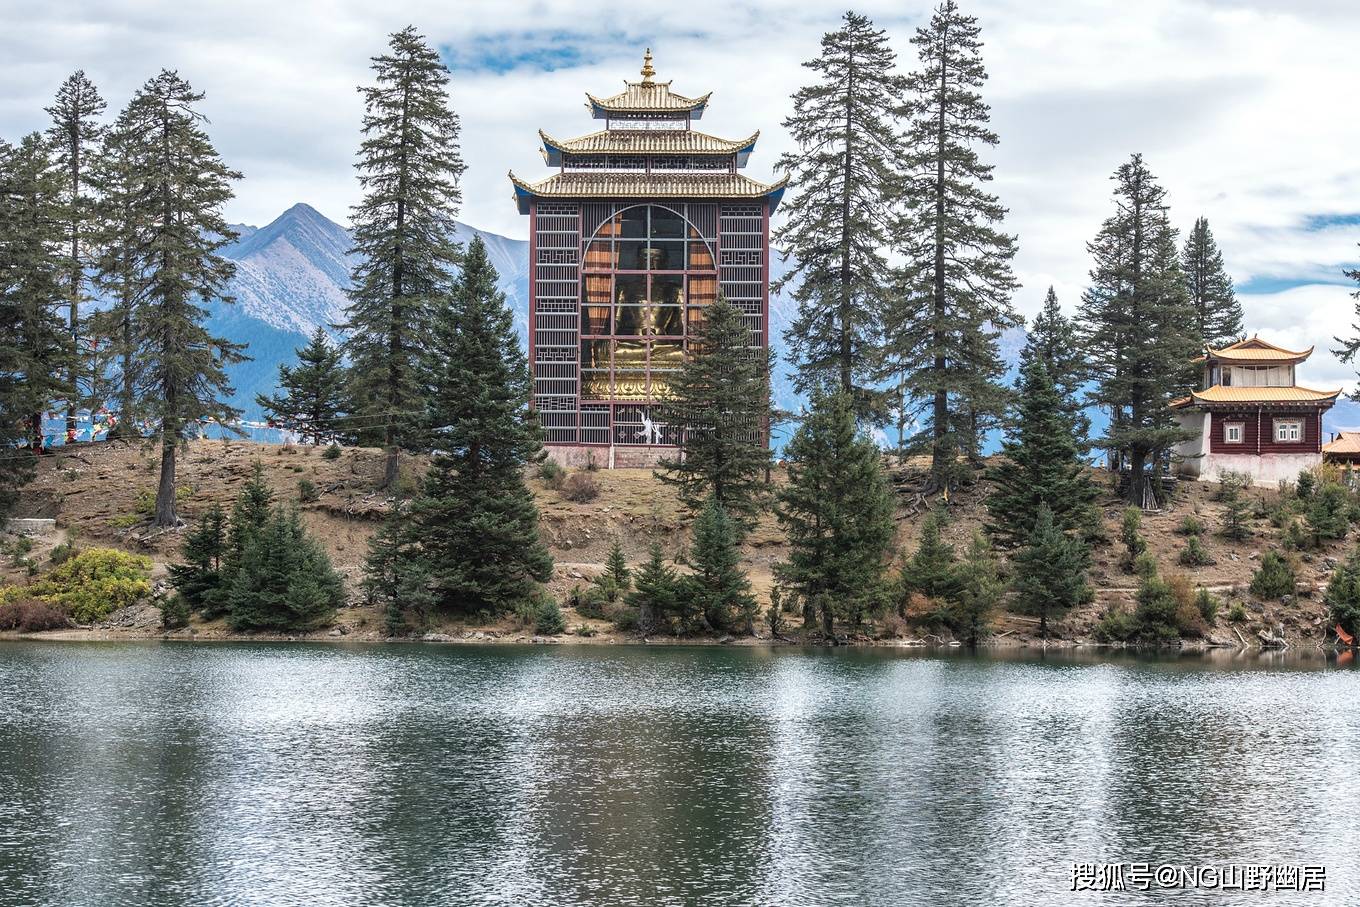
[510,51,786,468]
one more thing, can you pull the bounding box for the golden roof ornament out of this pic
[640,48,656,83]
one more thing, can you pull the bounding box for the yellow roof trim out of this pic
[1184,385,1340,405]
[539,128,759,155]
[1206,337,1314,362]
[510,170,787,200]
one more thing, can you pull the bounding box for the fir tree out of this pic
[884,0,1020,489]
[1078,154,1198,508]
[256,327,348,444]
[776,390,897,634]
[655,297,774,530]
[1326,552,1360,639]
[1012,504,1091,638]
[954,531,1001,646]
[89,105,149,434]
[774,12,904,411]
[227,505,344,631]
[362,512,436,635]
[45,71,106,434]
[0,133,73,454]
[1181,216,1242,349]
[680,497,756,634]
[1022,287,1089,441]
[341,25,465,488]
[898,509,959,607]
[168,503,226,607]
[401,236,551,613]
[985,357,1098,548]
[119,71,245,526]
[604,539,631,592]
[1331,242,1360,397]
[627,542,680,636]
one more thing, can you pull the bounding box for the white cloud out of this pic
[2,0,1358,359]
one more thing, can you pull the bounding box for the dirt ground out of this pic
[1,439,1344,649]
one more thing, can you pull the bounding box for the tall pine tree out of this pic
[986,357,1098,549]
[257,327,348,445]
[1079,154,1197,508]
[1336,240,1360,395]
[884,0,1019,490]
[45,71,106,435]
[341,25,465,488]
[396,236,551,613]
[90,104,149,433]
[656,297,773,531]
[1181,216,1242,349]
[776,390,897,634]
[119,71,244,526]
[774,12,904,412]
[1022,287,1089,441]
[0,134,73,454]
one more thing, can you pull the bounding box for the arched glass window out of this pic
[579,204,717,403]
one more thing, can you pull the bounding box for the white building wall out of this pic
[1172,412,1210,478]
[1199,452,1321,487]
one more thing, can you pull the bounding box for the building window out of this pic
[1223,422,1244,444]
[1274,419,1303,443]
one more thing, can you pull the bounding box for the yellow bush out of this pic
[28,548,152,624]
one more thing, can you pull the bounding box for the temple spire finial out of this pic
[640,48,656,83]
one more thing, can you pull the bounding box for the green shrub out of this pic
[25,548,153,623]
[1120,508,1147,573]
[1226,602,1248,622]
[535,597,566,635]
[608,603,640,632]
[1195,588,1219,623]
[574,623,597,638]
[537,459,566,489]
[1305,482,1351,545]
[297,478,319,503]
[1280,518,1309,551]
[134,489,155,516]
[1325,552,1360,637]
[1296,469,1316,501]
[108,514,140,529]
[160,593,191,630]
[1093,607,1137,642]
[1177,535,1214,567]
[49,539,77,566]
[1216,471,1251,502]
[321,444,342,460]
[1250,550,1297,601]
[1177,515,1204,536]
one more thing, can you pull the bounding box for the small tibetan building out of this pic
[509,51,786,468]
[1172,337,1339,485]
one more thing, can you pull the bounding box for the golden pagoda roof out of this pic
[1323,431,1360,455]
[587,82,711,116]
[510,170,787,210]
[539,128,758,156]
[1206,336,1314,364]
[1171,385,1340,408]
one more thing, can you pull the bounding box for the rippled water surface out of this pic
[2,642,1358,906]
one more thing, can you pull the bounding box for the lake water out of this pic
[1,642,1358,906]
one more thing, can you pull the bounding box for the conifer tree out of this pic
[604,539,631,592]
[627,542,680,636]
[1181,216,1242,349]
[341,25,465,488]
[227,505,344,631]
[776,390,897,634]
[954,532,1001,646]
[1013,504,1090,638]
[0,134,73,454]
[656,297,774,530]
[883,0,1020,490]
[774,12,904,411]
[898,509,959,606]
[202,464,274,617]
[986,357,1098,548]
[1330,242,1360,395]
[1079,154,1198,507]
[256,327,347,444]
[680,497,756,634]
[362,512,436,635]
[118,71,245,526]
[45,71,106,434]
[400,236,551,613]
[1022,287,1089,441]
[89,106,149,434]
[168,503,226,607]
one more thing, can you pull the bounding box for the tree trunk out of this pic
[154,431,178,527]
[384,446,399,490]
[930,23,951,489]
[838,51,856,395]
[820,594,834,637]
[802,593,816,631]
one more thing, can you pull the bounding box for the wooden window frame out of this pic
[1274,418,1303,443]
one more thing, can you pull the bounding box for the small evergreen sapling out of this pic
[953,533,1002,646]
[604,540,631,593]
[1013,505,1091,639]
[627,542,679,636]
[1250,551,1297,601]
[1326,552,1360,639]
[680,497,755,634]
[898,510,959,616]
[227,506,344,631]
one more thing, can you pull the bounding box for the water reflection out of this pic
[1,642,1358,906]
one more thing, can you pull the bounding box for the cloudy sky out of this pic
[4,0,1360,393]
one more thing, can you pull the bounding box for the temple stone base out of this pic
[1189,452,1322,487]
[544,444,674,470]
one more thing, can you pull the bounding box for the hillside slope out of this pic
[5,441,1341,648]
